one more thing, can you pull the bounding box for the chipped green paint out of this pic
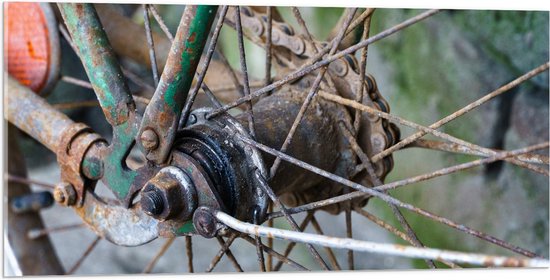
[60,3,142,200]
[175,220,196,235]
[105,122,140,200]
[58,3,134,126]
[163,6,217,114]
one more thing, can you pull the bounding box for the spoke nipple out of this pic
[53,182,76,206]
[140,128,159,151]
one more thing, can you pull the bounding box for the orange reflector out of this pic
[4,2,59,94]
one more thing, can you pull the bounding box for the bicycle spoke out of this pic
[264,7,272,93]
[354,8,375,133]
[254,170,331,270]
[207,9,441,119]
[216,236,244,272]
[253,207,266,271]
[240,235,309,271]
[7,174,55,189]
[185,236,194,273]
[143,4,160,86]
[310,213,342,270]
[67,236,101,274]
[273,211,314,271]
[61,76,93,89]
[27,223,84,240]
[202,83,224,108]
[266,203,274,271]
[142,237,176,273]
[372,61,550,162]
[354,207,461,269]
[206,234,238,272]
[52,100,99,110]
[340,123,437,268]
[235,6,257,138]
[269,8,358,178]
[344,213,355,269]
[180,6,228,126]
[408,139,549,165]
[269,140,550,220]
[291,7,319,53]
[148,4,174,42]
[318,91,549,176]
[241,135,546,257]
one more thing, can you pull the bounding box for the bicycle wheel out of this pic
[4,2,549,275]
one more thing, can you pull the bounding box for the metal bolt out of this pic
[140,185,165,216]
[140,167,197,221]
[140,128,159,151]
[193,207,219,238]
[53,182,76,206]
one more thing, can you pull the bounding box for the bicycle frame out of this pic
[6,3,217,237]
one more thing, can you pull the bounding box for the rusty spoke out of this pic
[344,203,354,270]
[269,8,358,178]
[254,170,331,270]
[266,203,274,271]
[61,76,93,89]
[7,174,55,189]
[253,207,266,271]
[273,211,314,271]
[216,236,244,272]
[201,83,224,108]
[142,237,176,273]
[318,91,549,176]
[265,6,273,93]
[67,236,101,275]
[310,213,342,270]
[354,8,375,133]
[185,236,194,273]
[340,123,437,268]
[180,6,228,127]
[149,4,174,42]
[408,139,549,165]
[143,4,159,86]
[240,235,309,271]
[241,135,545,258]
[373,61,550,162]
[235,6,257,138]
[354,207,461,268]
[27,223,84,240]
[207,9,441,119]
[205,234,238,272]
[268,141,549,220]
[52,100,99,110]
[291,7,319,53]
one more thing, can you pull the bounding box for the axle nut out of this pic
[140,167,197,221]
[53,182,76,206]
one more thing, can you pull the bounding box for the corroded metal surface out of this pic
[138,5,218,164]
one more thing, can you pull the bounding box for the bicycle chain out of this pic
[226,7,399,181]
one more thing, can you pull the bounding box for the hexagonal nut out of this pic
[53,182,76,206]
[140,167,197,221]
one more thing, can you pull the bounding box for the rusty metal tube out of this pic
[5,76,74,152]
